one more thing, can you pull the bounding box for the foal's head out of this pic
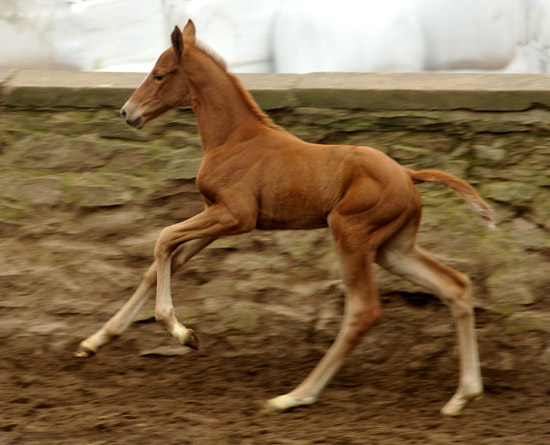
[120,20,197,129]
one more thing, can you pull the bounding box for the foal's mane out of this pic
[195,40,228,71]
[194,40,283,131]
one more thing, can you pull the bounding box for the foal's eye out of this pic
[153,75,164,81]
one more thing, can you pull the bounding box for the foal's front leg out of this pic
[153,206,254,348]
[75,237,216,357]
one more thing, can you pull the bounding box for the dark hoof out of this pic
[184,329,200,350]
[74,345,96,358]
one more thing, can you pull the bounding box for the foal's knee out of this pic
[154,227,176,260]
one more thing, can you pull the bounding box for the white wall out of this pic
[1,0,549,73]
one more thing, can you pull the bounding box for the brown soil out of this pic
[1,236,549,445]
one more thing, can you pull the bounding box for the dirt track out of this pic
[1,237,549,445]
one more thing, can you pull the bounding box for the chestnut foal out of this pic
[76,20,494,416]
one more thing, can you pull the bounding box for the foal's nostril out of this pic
[120,108,127,119]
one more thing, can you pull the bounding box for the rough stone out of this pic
[0,71,548,331]
[0,174,62,206]
[103,143,157,174]
[62,173,145,207]
[163,158,203,180]
[480,181,541,207]
[118,229,160,258]
[472,145,507,163]
[485,261,541,307]
[486,275,536,308]
[507,312,550,334]
[531,190,550,228]
[220,301,261,334]
[21,176,63,206]
[6,134,118,172]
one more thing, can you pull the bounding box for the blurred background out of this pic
[1,0,550,74]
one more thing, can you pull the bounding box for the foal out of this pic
[76,20,494,416]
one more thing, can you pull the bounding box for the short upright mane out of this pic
[194,39,283,131]
[195,40,227,71]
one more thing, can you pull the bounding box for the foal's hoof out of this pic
[74,344,96,358]
[183,329,200,350]
[440,388,483,416]
[264,395,317,413]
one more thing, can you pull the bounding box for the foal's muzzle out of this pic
[120,102,143,129]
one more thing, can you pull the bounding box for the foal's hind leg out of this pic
[266,218,382,412]
[376,221,482,416]
[75,237,216,357]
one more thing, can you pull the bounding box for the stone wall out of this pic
[0,70,549,337]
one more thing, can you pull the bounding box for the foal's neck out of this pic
[187,50,280,151]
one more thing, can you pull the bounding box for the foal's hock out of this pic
[76,20,494,416]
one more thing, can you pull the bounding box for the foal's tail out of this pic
[408,169,495,228]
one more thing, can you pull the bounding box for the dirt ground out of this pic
[1,232,549,445]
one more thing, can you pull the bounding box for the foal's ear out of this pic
[171,26,183,58]
[183,19,196,41]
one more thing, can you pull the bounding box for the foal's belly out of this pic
[256,213,328,230]
[255,193,330,230]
